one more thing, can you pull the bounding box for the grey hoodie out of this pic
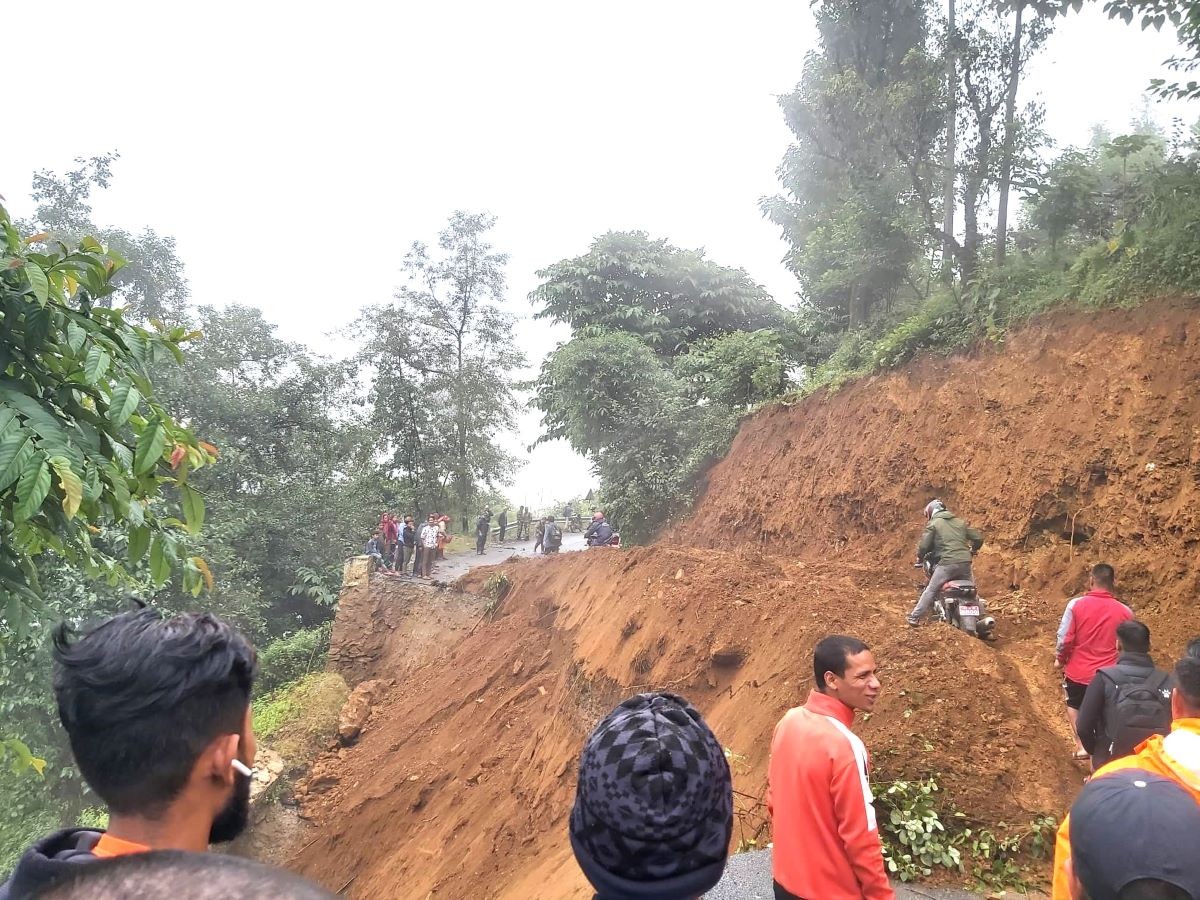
[0,828,104,899]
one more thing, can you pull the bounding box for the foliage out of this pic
[0,201,215,623]
[153,304,376,641]
[878,778,961,881]
[26,154,190,323]
[876,776,1058,890]
[251,671,348,763]
[674,329,789,409]
[357,212,522,523]
[255,624,333,696]
[531,232,782,356]
[764,0,942,328]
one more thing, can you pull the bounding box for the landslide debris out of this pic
[289,298,1200,900]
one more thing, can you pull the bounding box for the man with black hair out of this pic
[1057,564,1134,760]
[0,608,258,899]
[1051,638,1200,899]
[1075,620,1173,770]
[37,850,335,900]
[768,635,892,900]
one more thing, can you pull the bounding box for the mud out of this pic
[289,298,1200,899]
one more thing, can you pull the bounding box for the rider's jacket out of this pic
[917,510,983,565]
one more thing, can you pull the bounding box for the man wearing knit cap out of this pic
[570,692,733,900]
[769,635,892,900]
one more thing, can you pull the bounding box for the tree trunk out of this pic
[941,0,957,279]
[995,2,1024,265]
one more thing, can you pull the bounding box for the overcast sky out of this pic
[2,2,1192,510]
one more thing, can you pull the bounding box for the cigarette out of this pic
[232,759,253,777]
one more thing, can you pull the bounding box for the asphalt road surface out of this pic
[707,848,981,900]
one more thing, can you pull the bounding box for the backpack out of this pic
[1101,667,1173,759]
[546,523,562,548]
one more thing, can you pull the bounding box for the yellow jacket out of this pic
[1051,718,1200,899]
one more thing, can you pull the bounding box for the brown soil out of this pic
[288,298,1200,900]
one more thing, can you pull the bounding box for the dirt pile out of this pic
[288,298,1200,900]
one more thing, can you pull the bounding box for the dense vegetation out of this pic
[3,0,1200,875]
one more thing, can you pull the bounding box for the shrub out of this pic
[256,623,332,696]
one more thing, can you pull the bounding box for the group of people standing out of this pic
[364,512,448,579]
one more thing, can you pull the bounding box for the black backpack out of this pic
[546,523,562,548]
[1101,667,1173,759]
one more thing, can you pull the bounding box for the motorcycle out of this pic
[915,559,996,641]
[586,530,621,548]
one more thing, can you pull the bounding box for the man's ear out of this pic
[199,733,242,787]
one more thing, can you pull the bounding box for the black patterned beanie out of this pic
[569,692,733,899]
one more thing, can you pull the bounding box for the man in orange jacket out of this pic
[768,635,893,900]
[1051,638,1200,899]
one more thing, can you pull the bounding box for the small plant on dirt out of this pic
[483,572,511,616]
[876,777,962,881]
[962,814,1059,892]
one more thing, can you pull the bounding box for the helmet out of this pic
[592,511,604,521]
[923,500,945,520]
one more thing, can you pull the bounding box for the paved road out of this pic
[428,531,587,582]
[708,848,980,900]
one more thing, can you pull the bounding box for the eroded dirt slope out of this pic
[289,298,1200,900]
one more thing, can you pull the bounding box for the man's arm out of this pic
[916,524,935,561]
[1056,599,1078,662]
[1075,673,1106,755]
[966,525,984,553]
[830,752,895,900]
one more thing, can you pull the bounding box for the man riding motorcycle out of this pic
[907,500,984,627]
[584,511,614,547]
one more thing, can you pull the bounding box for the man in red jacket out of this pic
[768,635,893,900]
[1055,563,1133,760]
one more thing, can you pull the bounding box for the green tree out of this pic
[26,154,189,324]
[0,201,213,626]
[531,231,782,355]
[359,212,521,522]
[764,0,943,327]
[153,305,377,639]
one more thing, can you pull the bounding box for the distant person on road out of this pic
[1051,638,1200,899]
[417,514,439,577]
[381,514,399,571]
[363,531,384,568]
[768,635,893,900]
[475,510,492,555]
[569,692,732,900]
[1075,619,1173,771]
[543,517,562,554]
[584,511,613,548]
[497,508,508,542]
[0,608,258,899]
[399,516,416,574]
[1062,769,1200,900]
[37,850,337,900]
[437,514,451,560]
[907,500,984,627]
[1057,563,1133,760]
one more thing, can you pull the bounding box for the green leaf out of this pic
[133,423,166,475]
[179,483,205,535]
[83,346,111,385]
[108,382,140,427]
[79,236,103,253]
[127,524,150,563]
[0,427,33,492]
[14,453,51,522]
[149,533,170,586]
[24,262,50,306]
[49,455,83,518]
[66,320,87,354]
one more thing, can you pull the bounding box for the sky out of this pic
[2,1,1193,510]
